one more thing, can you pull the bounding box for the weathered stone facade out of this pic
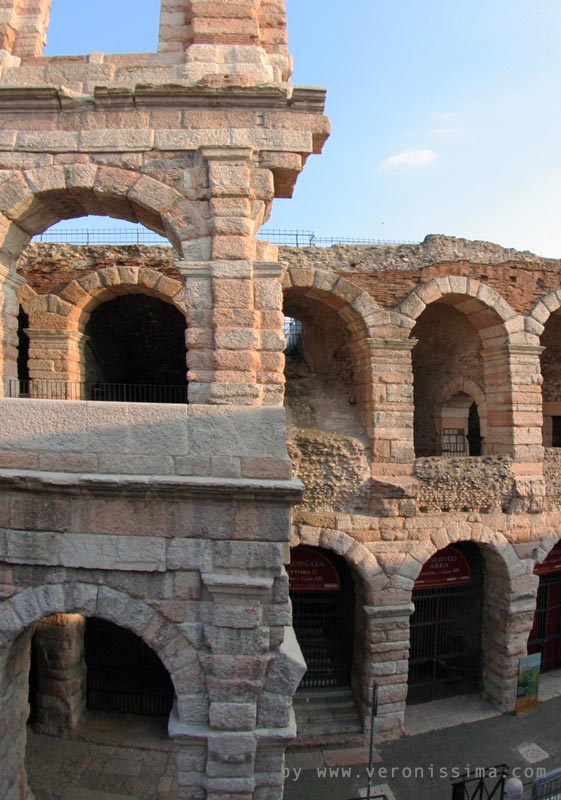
[2,1,561,799]
[0,2,329,798]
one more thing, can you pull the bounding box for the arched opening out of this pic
[439,393,483,456]
[528,541,561,671]
[84,294,187,403]
[84,618,174,717]
[408,542,484,704]
[412,301,486,457]
[541,310,561,447]
[288,546,362,737]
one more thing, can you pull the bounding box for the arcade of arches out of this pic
[3,0,561,797]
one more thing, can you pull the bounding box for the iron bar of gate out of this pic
[450,764,509,800]
[532,766,561,799]
[3,377,187,404]
[365,682,379,800]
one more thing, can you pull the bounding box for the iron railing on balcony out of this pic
[31,227,418,248]
[4,378,188,404]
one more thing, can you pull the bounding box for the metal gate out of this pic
[85,618,174,717]
[408,544,484,704]
[532,766,561,799]
[290,549,354,689]
[528,571,561,671]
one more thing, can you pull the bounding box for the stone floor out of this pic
[26,712,178,800]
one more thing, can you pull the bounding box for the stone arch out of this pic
[528,289,561,335]
[291,524,383,602]
[532,533,561,570]
[0,165,208,260]
[282,265,386,340]
[0,583,204,706]
[0,583,206,800]
[405,276,530,457]
[398,275,521,342]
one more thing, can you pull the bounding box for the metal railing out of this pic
[451,765,509,799]
[32,228,171,246]
[4,378,188,404]
[31,227,418,248]
[532,767,561,799]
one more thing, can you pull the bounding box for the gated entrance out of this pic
[288,546,354,689]
[85,618,174,717]
[528,540,561,671]
[408,543,484,704]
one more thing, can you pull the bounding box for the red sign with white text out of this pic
[415,546,472,588]
[287,547,341,592]
[534,541,561,575]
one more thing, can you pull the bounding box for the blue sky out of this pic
[44,0,561,256]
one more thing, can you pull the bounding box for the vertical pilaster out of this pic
[482,570,539,711]
[26,330,87,397]
[0,266,25,397]
[32,614,86,734]
[363,603,413,741]
[366,338,416,467]
[482,344,543,462]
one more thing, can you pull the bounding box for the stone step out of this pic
[294,687,363,740]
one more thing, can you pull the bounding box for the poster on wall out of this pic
[515,652,541,717]
[414,546,472,589]
[287,547,341,592]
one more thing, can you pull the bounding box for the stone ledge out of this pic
[0,468,304,501]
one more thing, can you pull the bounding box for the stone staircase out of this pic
[292,687,364,746]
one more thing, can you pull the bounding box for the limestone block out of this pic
[186,406,288,458]
[209,701,256,731]
[263,626,305,695]
[60,533,166,571]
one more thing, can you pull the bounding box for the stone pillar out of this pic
[32,614,86,734]
[26,330,87,398]
[482,570,539,711]
[179,260,284,407]
[0,0,51,58]
[362,603,413,741]
[0,629,34,800]
[0,265,25,397]
[170,572,304,800]
[357,338,416,467]
[482,344,543,462]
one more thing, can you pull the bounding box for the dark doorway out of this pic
[528,542,561,671]
[85,295,187,402]
[467,402,482,456]
[288,546,355,689]
[85,618,174,717]
[17,307,30,383]
[408,543,484,704]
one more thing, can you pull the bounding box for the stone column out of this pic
[482,343,543,462]
[366,338,416,467]
[170,571,304,800]
[482,570,539,711]
[0,265,25,397]
[362,603,413,741]
[32,614,86,734]
[178,259,284,407]
[0,629,34,800]
[26,330,88,398]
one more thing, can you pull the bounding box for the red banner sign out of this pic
[415,546,472,589]
[287,547,341,592]
[534,541,561,575]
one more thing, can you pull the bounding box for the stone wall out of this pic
[414,456,515,514]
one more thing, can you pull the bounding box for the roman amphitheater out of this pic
[0,2,561,799]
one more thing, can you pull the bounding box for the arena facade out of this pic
[0,2,561,799]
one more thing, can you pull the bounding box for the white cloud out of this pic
[380,148,439,171]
